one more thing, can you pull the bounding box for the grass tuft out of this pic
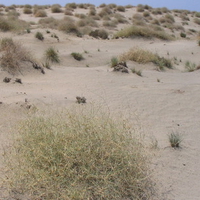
[168,132,182,148]
[119,48,173,70]
[71,52,84,61]
[45,47,60,63]
[5,105,154,199]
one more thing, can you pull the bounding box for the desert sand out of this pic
[0,4,200,199]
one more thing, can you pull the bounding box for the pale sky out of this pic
[1,0,200,12]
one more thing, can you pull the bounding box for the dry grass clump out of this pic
[89,29,108,39]
[39,17,57,29]
[116,6,125,12]
[5,105,154,199]
[64,9,73,16]
[65,3,77,9]
[151,8,162,15]
[108,3,117,9]
[143,11,151,17]
[103,20,117,27]
[99,3,107,8]
[0,16,29,32]
[0,38,34,74]
[180,14,190,21]
[89,7,96,16]
[119,48,173,70]
[114,25,173,40]
[194,18,200,25]
[23,7,32,14]
[159,14,175,24]
[113,13,128,23]
[45,47,60,63]
[77,17,98,27]
[58,17,80,35]
[35,9,47,17]
[98,6,112,18]
[195,12,200,18]
[51,4,62,13]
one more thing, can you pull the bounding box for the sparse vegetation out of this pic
[119,48,173,70]
[131,68,142,76]
[180,32,186,38]
[168,132,182,148]
[71,52,84,61]
[0,38,34,74]
[111,57,118,67]
[89,29,108,39]
[51,4,62,13]
[35,32,44,41]
[114,26,173,40]
[45,47,60,63]
[35,9,47,17]
[185,61,196,72]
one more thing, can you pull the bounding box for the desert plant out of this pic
[23,7,32,14]
[64,9,73,16]
[116,6,125,12]
[35,10,47,17]
[119,48,173,70]
[185,61,196,72]
[111,57,118,67]
[51,4,62,13]
[58,19,80,35]
[71,52,84,61]
[195,12,200,18]
[5,105,153,199]
[180,32,186,38]
[0,39,34,74]
[114,26,173,40]
[131,68,142,76]
[168,132,182,148]
[89,29,108,39]
[65,3,77,9]
[35,32,44,41]
[194,18,200,25]
[45,47,60,63]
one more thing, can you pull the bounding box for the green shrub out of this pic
[35,32,44,41]
[111,57,118,67]
[168,132,182,148]
[180,32,186,38]
[45,47,60,63]
[71,52,84,61]
[185,61,196,72]
[5,106,153,199]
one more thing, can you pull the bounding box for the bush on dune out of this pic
[5,105,154,199]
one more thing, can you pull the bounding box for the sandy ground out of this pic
[0,5,200,199]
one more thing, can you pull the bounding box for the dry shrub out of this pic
[108,3,117,9]
[0,38,34,74]
[4,105,154,199]
[89,29,108,39]
[65,3,77,9]
[161,7,170,13]
[143,11,150,17]
[180,14,190,21]
[58,18,80,34]
[159,14,175,24]
[194,18,200,25]
[151,8,162,15]
[0,16,29,32]
[114,25,173,40]
[103,20,117,27]
[39,17,58,29]
[116,6,125,12]
[75,13,86,19]
[77,17,98,27]
[64,9,73,16]
[98,6,112,18]
[35,10,47,17]
[51,4,62,13]
[113,13,128,23]
[23,7,32,14]
[99,3,106,8]
[89,7,96,16]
